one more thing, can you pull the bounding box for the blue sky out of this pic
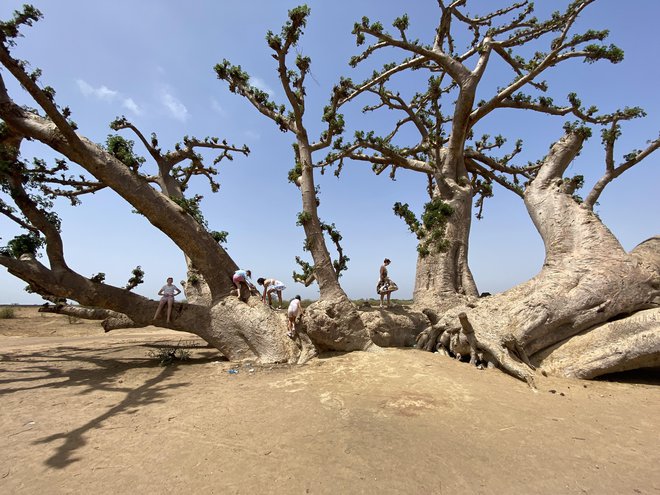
[1,0,658,304]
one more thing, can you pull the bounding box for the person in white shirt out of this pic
[153,277,181,323]
[287,295,304,338]
[257,277,286,309]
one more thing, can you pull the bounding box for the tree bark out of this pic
[296,140,345,301]
[536,308,660,379]
[415,132,660,381]
[414,76,481,309]
[413,184,478,310]
[36,304,139,331]
[296,140,373,351]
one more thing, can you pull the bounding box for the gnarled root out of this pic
[536,308,660,379]
[418,311,537,387]
[416,325,443,352]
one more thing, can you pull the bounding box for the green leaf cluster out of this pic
[125,265,145,290]
[2,233,43,258]
[393,198,453,258]
[292,255,315,286]
[0,5,42,47]
[105,134,145,171]
[296,210,312,226]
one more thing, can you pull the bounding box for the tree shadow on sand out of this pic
[0,341,219,395]
[0,341,221,469]
[33,364,185,469]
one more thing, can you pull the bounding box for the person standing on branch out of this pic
[153,277,181,323]
[377,258,398,308]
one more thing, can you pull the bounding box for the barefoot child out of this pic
[153,277,181,323]
[287,295,304,338]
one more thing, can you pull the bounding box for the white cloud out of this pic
[122,98,142,116]
[76,79,94,96]
[76,79,143,116]
[160,90,189,122]
[250,77,275,97]
[95,85,118,100]
[76,79,118,101]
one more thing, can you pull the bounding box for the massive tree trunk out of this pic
[415,132,660,381]
[536,307,660,379]
[413,183,478,310]
[413,77,482,310]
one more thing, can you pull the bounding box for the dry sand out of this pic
[1,306,659,494]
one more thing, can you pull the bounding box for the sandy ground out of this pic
[0,306,659,494]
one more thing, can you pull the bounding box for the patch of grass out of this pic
[148,347,191,366]
[0,307,16,319]
[147,339,200,366]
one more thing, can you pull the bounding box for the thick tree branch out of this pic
[0,134,67,268]
[110,118,162,163]
[6,175,67,268]
[0,253,209,329]
[0,200,37,232]
[464,148,536,176]
[215,60,295,133]
[583,135,660,210]
[341,57,425,106]
[0,94,237,298]
[354,21,471,83]
[535,131,587,184]
[470,1,612,126]
[0,42,84,152]
[39,302,122,320]
[335,147,434,175]
[465,158,524,198]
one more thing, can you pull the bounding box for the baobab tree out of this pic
[0,4,656,380]
[324,0,658,379]
[329,0,639,310]
[416,123,659,382]
[107,116,248,307]
[0,5,315,364]
[37,118,251,312]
